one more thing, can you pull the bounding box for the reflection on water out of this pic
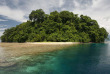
[0,43,110,74]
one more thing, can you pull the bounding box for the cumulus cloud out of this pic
[0,0,64,22]
[0,0,110,34]
[0,6,27,22]
[72,0,110,34]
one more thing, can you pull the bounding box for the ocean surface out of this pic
[0,42,110,74]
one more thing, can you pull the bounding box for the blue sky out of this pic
[0,0,110,37]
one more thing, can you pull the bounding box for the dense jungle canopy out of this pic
[0,9,108,43]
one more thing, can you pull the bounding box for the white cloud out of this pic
[0,31,4,37]
[73,0,110,34]
[0,24,8,37]
[59,0,64,7]
[0,25,7,28]
[22,0,62,13]
[0,6,27,22]
[0,28,7,31]
[0,28,6,37]
[0,0,63,22]
[0,19,8,22]
[0,0,110,34]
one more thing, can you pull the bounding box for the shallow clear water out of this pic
[0,43,110,74]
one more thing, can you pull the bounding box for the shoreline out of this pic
[0,42,80,44]
[26,42,80,44]
[0,42,80,67]
[0,42,80,60]
[0,42,106,67]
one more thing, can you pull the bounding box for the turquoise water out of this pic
[0,43,110,74]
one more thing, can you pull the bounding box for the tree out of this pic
[59,11,73,23]
[1,9,108,43]
[29,9,45,23]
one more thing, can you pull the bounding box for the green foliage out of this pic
[29,9,45,23]
[0,9,109,43]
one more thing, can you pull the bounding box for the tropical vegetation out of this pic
[0,9,108,43]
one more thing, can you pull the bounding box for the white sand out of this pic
[27,42,80,45]
[0,42,80,67]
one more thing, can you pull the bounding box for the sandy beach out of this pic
[0,42,80,67]
[0,42,80,59]
[0,42,79,67]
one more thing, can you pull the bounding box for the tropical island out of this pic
[0,9,108,43]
